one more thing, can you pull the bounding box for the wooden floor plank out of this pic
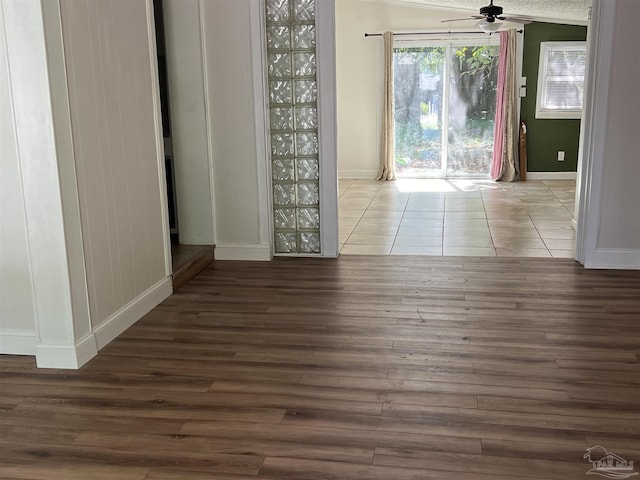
[373,448,584,480]
[179,420,482,455]
[0,441,262,475]
[259,456,547,480]
[0,463,150,480]
[72,430,373,465]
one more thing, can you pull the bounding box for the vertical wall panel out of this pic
[0,5,37,344]
[201,0,262,246]
[163,0,215,246]
[60,0,168,328]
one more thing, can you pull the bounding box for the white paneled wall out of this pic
[59,0,170,330]
[0,5,37,354]
[201,0,267,259]
[163,0,215,246]
[2,0,171,367]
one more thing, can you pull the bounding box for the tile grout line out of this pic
[480,188,498,257]
[390,191,412,254]
[531,182,555,257]
[341,181,379,249]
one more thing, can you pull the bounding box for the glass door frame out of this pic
[393,34,500,179]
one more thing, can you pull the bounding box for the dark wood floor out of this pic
[2,256,640,480]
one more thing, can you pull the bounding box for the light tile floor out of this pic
[339,178,576,257]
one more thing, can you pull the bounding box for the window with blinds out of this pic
[535,41,587,119]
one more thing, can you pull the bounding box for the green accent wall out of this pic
[521,22,587,172]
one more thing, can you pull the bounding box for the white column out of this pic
[2,0,96,367]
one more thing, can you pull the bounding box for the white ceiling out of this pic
[365,0,591,24]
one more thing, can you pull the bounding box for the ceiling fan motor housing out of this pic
[480,2,504,20]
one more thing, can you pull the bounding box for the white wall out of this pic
[0,5,37,355]
[201,0,269,260]
[335,0,516,178]
[163,0,215,246]
[57,0,172,337]
[596,0,640,251]
[335,0,382,178]
[575,0,640,269]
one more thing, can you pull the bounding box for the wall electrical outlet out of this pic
[558,151,565,162]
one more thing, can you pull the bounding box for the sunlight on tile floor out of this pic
[339,178,576,258]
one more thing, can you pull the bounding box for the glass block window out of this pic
[266,0,320,254]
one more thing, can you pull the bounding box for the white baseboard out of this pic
[214,244,272,261]
[0,329,37,355]
[584,248,640,270]
[526,171,577,180]
[30,277,172,369]
[35,333,98,369]
[93,277,172,350]
[339,170,378,179]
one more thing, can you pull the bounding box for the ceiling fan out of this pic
[441,0,533,27]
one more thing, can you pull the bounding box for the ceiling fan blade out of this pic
[500,15,534,24]
[441,17,473,23]
[441,15,484,23]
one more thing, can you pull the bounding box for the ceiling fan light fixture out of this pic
[477,20,502,33]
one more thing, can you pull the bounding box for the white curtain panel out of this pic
[498,29,520,182]
[376,31,396,181]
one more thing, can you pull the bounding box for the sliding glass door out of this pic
[394,38,499,178]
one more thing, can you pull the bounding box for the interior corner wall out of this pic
[520,22,587,173]
[200,0,265,258]
[0,7,37,355]
[163,0,215,246]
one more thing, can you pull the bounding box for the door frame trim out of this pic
[317,0,339,257]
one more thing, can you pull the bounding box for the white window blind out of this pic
[535,41,586,119]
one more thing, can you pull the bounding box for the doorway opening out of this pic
[153,0,213,286]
